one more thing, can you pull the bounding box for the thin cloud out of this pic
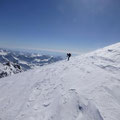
[0,45,82,55]
[80,0,112,14]
[27,48,82,55]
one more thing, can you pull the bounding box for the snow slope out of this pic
[0,43,120,120]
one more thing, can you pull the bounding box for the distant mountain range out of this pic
[0,48,63,78]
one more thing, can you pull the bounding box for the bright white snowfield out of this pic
[0,43,120,120]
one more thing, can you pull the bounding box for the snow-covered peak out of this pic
[0,43,120,120]
[0,62,22,78]
[0,49,8,55]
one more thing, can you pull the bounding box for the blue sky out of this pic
[0,0,120,53]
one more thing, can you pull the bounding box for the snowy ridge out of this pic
[0,43,120,120]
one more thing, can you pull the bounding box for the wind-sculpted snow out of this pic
[0,43,120,120]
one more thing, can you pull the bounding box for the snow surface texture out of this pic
[0,43,120,120]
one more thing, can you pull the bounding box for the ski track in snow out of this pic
[0,43,120,120]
